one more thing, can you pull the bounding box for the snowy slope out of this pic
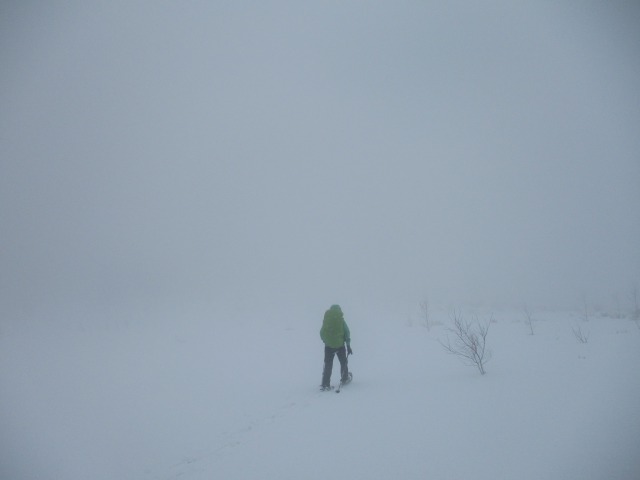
[1,308,639,480]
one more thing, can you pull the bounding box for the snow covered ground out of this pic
[2,305,639,480]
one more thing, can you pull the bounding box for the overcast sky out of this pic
[1,1,639,322]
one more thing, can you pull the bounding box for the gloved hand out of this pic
[347,345,353,355]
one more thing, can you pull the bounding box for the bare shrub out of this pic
[571,323,590,344]
[522,305,535,335]
[630,284,640,329]
[439,311,491,375]
[611,293,623,319]
[420,298,431,331]
[581,294,590,322]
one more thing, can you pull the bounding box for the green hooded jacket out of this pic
[320,305,351,349]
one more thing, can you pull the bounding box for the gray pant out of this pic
[321,345,348,387]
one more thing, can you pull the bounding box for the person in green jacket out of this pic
[319,304,353,390]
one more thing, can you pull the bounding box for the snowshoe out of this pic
[340,372,353,385]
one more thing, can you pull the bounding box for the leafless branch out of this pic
[420,298,430,331]
[630,284,640,328]
[439,310,491,375]
[582,294,590,322]
[571,323,589,344]
[523,305,535,335]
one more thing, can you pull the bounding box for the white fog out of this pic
[2,2,639,321]
[1,2,639,479]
